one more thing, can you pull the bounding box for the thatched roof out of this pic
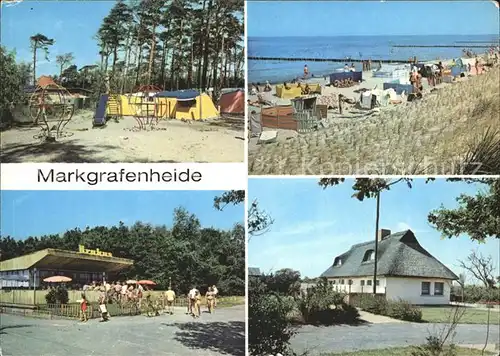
[320,230,458,280]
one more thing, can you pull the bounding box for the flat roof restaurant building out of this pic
[0,245,134,289]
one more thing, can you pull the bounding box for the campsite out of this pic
[247,1,500,175]
[0,0,244,163]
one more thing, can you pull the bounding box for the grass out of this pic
[319,346,495,356]
[421,306,500,324]
[249,65,500,175]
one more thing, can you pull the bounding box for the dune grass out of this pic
[249,67,500,175]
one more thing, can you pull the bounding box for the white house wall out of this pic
[385,277,452,305]
[326,276,387,294]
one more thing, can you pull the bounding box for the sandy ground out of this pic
[1,112,244,163]
[248,60,499,175]
[0,305,244,356]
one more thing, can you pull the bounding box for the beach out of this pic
[1,114,244,163]
[248,58,499,175]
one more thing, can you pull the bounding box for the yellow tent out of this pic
[106,91,218,120]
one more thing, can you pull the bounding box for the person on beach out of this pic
[368,59,372,71]
[303,65,309,78]
[264,81,272,92]
[79,294,88,322]
[284,82,291,90]
[164,287,176,315]
[475,57,480,75]
[303,84,311,95]
[350,63,356,72]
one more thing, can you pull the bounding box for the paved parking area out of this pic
[0,306,244,356]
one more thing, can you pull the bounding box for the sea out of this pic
[248,35,500,83]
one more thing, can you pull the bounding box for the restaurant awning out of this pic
[0,249,133,273]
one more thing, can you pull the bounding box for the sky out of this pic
[248,179,500,285]
[0,191,243,239]
[0,1,115,75]
[248,1,500,37]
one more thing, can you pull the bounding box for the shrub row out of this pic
[297,282,361,325]
[451,285,500,304]
[354,294,422,322]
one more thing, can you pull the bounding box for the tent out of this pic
[154,90,219,120]
[218,89,244,115]
[37,75,57,88]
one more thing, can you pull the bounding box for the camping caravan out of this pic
[154,90,219,120]
[218,89,244,115]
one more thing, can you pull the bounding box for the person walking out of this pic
[164,287,176,315]
[98,289,109,322]
[212,285,219,307]
[206,287,215,313]
[188,286,198,317]
[79,293,88,322]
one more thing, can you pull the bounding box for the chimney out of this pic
[377,229,391,241]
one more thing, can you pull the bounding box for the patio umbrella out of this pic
[137,280,156,286]
[43,276,72,283]
[126,279,137,284]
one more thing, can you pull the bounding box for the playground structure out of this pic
[28,77,74,141]
[126,85,165,130]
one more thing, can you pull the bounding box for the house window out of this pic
[334,257,342,266]
[348,279,353,285]
[361,280,365,286]
[367,280,372,286]
[332,280,336,285]
[434,282,444,296]
[340,279,345,285]
[421,282,431,295]
[362,249,375,262]
[376,280,380,286]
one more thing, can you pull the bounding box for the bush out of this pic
[298,280,360,325]
[387,299,423,322]
[353,294,422,322]
[45,286,69,305]
[248,277,296,356]
[411,336,457,356]
[355,294,388,315]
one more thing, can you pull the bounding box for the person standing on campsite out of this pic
[303,64,309,78]
[164,287,176,315]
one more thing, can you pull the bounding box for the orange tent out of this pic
[219,89,244,115]
[37,75,57,88]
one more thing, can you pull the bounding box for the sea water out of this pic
[248,35,499,83]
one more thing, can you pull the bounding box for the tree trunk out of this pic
[373,192,380,295]
[187,34,193,89]
[121,26,133,94]
[160,37,168,90]
[201,0,213,91]
[147,24,157,86]
[32,44,37,86]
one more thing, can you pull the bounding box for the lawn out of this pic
[320,346,495,356]
[421,306,500,324]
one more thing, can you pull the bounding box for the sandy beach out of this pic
[248,58,499,175]
[1,114,244,163]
